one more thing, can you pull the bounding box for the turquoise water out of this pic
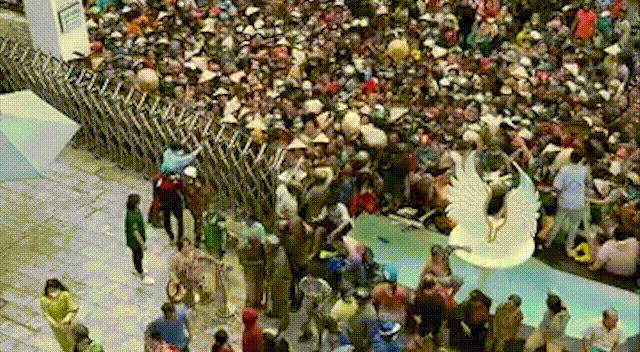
[350,214,640,339]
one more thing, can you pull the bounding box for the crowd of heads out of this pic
[83,0,640,238]
[36,0,640,350]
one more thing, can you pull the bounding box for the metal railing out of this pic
[0,36,285,230]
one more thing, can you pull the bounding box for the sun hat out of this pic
[313,132,330,144]
[166,278,186,303]
[627,172,640,185]
[286,137,307,150]
[263,234,280,247]
[184,166,198,178]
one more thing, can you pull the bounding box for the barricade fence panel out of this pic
[0,36,281,230]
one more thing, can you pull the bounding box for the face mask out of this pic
[48,289,61,298]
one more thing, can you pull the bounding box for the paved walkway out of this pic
[0,146,252,351]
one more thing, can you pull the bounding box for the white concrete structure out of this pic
[23,0,88,60]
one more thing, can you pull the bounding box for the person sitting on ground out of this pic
[523,293,571,352]
[589,227,640,277]
[211,329,233,352]
[614,199,640,239]
[488,294,523,352]
[72,324,104,352]
[582,308,626,352]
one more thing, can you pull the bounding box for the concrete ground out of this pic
[0,145,247,351]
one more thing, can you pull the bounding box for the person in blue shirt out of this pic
[162,144,202,175]
[371,320,404,352]
[145,302,192,352]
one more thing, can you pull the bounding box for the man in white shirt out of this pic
[582,308,626,352]
[545,150,592,258]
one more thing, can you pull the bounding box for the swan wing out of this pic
[446,150,491,237]
[496,162,540,244]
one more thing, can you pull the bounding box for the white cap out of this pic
[184,166,198,178]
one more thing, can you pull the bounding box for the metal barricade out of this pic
[0,36,281,230]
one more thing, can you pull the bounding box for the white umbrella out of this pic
[0,90,80,181]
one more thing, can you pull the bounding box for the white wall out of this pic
[23,0,88,61]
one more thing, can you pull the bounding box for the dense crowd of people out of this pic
[39,0,640,350]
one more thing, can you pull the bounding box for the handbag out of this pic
[148,196,163,228]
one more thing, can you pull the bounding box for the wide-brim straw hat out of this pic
[220,114,238,124]
[313,132,330,144]
[166,278,186,303]
[627,172,640,185]
[247,118,267,131]
[199,70,217,83]
[201,18,216,34]
[286,137,307,150]
[278,168,308,183]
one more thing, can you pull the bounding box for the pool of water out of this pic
[350,214,640,339]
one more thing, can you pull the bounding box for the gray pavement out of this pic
[0,145,250,351]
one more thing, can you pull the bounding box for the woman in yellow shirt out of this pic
[40,279,78,352]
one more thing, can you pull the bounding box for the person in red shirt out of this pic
[573,2,598,40]
[371,265,411,326]
[158,173,184,244]
[242,308,264,352]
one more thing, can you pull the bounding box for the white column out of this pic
[23,0,89,61]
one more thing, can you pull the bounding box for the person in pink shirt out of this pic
[589,228,639,277]
[573,2,598,40]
